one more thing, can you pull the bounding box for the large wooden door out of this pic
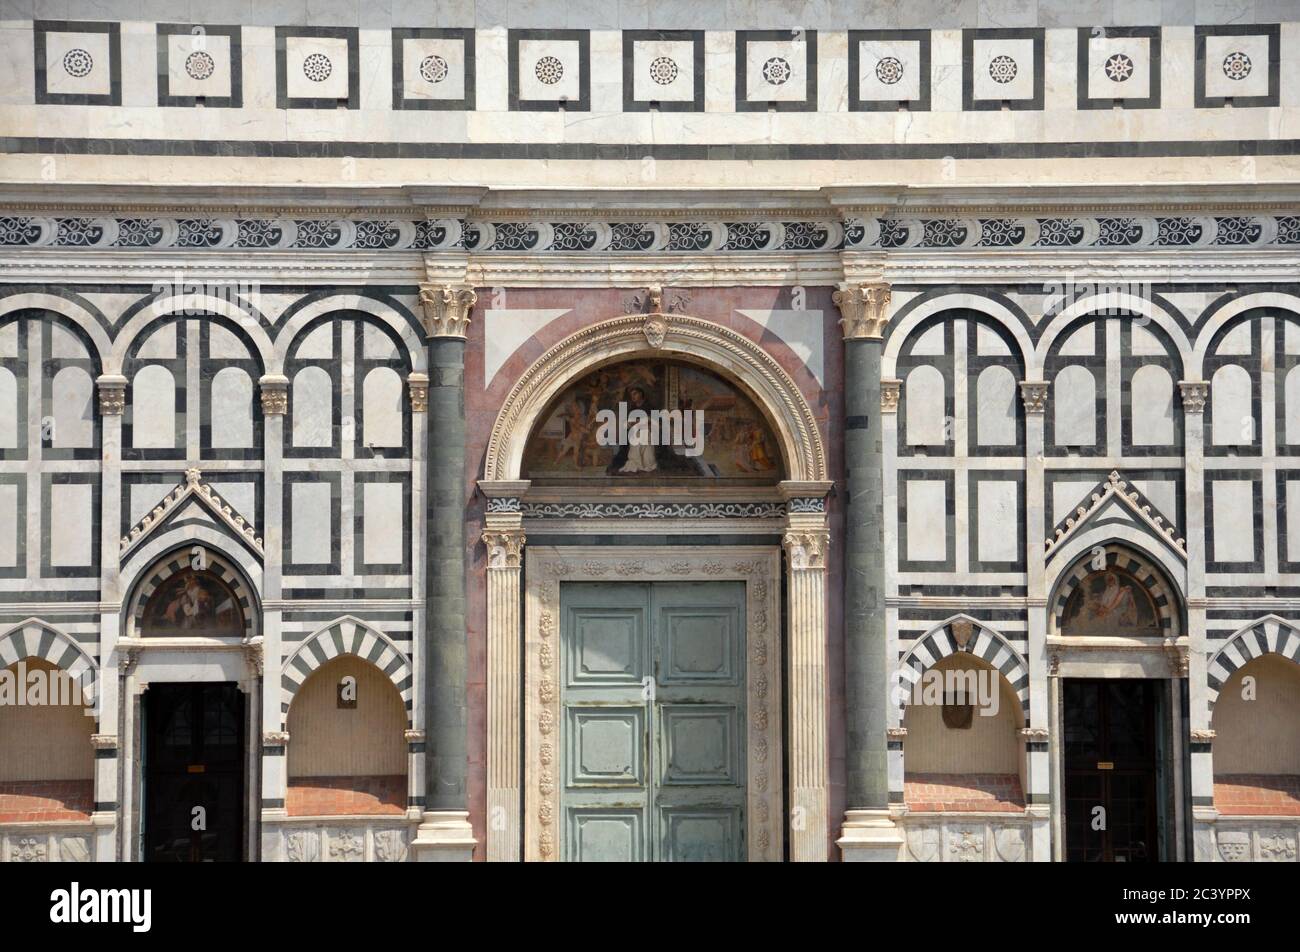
[143,683,246,862]
[1063,679,1159,862]
[560,581,746,861]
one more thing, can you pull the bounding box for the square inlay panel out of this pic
[157,24,241,107]
[392,28,474,110]
[963,28,1044,111]
[736,29,817,112]
[1078,26,1160,109]
[35,20,120,106]
[849,29,930,111]
[623,30,704,112]
[1196,24,1279,107]
[276,26,359,109]
[509,29,590,111]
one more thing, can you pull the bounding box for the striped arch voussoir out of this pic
[0,619,99,707]
[892,614,1030,718]
[281,617,414,725]
[1207,615,1300,711]
[129,550,257,639]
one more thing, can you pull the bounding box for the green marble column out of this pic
[414,284,478,859]
[833,282,902,859]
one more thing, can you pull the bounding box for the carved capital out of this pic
[1020,381,1049,414]
[259,374,289,416]
[881,378,901,413]
[117,644,141,675]
[885,726,908,740]
[1018,727,1049,741]
[1190,729,1216,742]
[407,373,429,413]
[91,734,118,750]
[404,729,426,744]
[263,731,290,747]
[419,283,477,339]
[483,528,526,569]
[96,375,127,416]
[242,637,265,676]
[782,527,830,571]
[1178,380,1209,414]
[833,282,891,340]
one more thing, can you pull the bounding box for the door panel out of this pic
[1063,679,1158,862]
[143,682,245,862]
[560,580,746,861]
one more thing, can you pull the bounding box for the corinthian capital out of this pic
[833,282,892,340]
[483,528,526,569]
[419,283,477,339]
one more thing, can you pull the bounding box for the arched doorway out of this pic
[479,311,831,861]
[122,546,262,862]
[1046,542,1187,862]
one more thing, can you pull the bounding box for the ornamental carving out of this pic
[119,466,265,557]
[833,282,892,340]
[418,283,477,338]
[96,375,126,416]
[881,379,901,413]
[483,528,526,569]
[407,373,429,413]
[260,375,289,416]
[783,528,829,570]
[1020,381,1049,413]
[1178,380,1209,414]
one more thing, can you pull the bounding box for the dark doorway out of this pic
[143,683,246,862]
[1063,679,1160,862]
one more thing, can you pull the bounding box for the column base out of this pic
[836,809,904,862]
[410,810,477,862]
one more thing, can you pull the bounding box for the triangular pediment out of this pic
[1045,471,1186,562]
[120,468,264,560]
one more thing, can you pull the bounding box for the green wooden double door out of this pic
[560,581,747,862]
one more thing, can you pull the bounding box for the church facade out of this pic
[0,1,1298,863]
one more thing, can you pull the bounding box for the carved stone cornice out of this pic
[419,283,477,339]
[96,374,127,416]
[483,528,526,569]
[1179,380,1209,414]
[833,282,892,340]
[407,373,429,413]
[1020,381,1049,414]
[881,378,901,413]
[259,374,289,416]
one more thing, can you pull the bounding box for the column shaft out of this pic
[425,338,468,811]
[844,338,887,809]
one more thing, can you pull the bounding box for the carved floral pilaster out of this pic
[419,283,477,339]
[833,282,892,340]
[96,375,127,416]
[1020,381,1049,414]
[1179,381,1209,414]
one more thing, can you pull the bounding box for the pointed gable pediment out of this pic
[120,468,264,561]
[1045,471,1186,562]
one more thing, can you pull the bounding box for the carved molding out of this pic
[119,466,265,557]
[1019,380,1049,414]
[1044,470,1186,561]
[833,281,892,340]
[419,283,477,338]
[521,546,784,862]
[1179,380,1209,414]
[483,312,827,483]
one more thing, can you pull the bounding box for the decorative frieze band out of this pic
[521,501,787,520]
[7,214,1298,253]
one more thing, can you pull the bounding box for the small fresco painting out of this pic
[521,359,783,485]
[141,570,244,637]
[1060,569,1161,637]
